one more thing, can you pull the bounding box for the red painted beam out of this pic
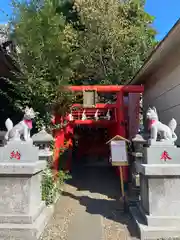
[72,103,116,109]
[71,120,116,125]
[123,85,144,93]
[68,85,144,93]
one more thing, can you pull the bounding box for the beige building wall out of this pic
[143,47,180,145]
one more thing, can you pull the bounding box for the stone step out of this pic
[130,206,180,240]
[0,205,53,240]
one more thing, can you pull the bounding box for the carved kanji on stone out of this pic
[160,151,172,162]
[10,151,21,160]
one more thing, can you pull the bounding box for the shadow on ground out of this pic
[65,164,139,238]
[67,163,121,199]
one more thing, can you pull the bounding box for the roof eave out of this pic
[127,18,180,85]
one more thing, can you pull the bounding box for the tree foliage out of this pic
[8,0,79,129]
[11,0,79,85]
[59,0,157,84]
[3,0,156,128]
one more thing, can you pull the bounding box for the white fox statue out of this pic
[146,106,177,143]
[5,106,36,142]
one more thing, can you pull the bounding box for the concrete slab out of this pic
[0,201,45,224]
[68,204,103,240]
[41,167,140,240]
[137,202,180,227]
[0,161,46,175]
[0,205,53,240]
[144,144,179,164]
[138,163,180,176]
[130,206,180,240]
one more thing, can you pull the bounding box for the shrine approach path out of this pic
[40,165,139,240]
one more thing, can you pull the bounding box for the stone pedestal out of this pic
[0,141,53,240]
[130,143,180,239]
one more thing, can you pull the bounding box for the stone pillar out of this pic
[130,142,180,239]
[0,140,53,240]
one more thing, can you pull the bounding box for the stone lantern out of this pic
[32,126,54,165]
[132,134,146,156]
[131,134,146,188]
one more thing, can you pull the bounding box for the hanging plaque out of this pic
[107,135,129,166]
[83,90,97,108]
[110,140,127,163]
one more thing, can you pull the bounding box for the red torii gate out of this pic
[53,85,144,183]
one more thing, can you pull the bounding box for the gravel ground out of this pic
[40,166,139,240]
[40,185,76,240]
[98,191,139,240]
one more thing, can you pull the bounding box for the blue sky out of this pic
[145,0,180,40]
[0,0,179,40]
[0,1,12,24]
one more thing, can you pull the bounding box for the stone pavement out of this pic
[40,166,139,240]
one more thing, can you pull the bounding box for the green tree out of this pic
[4,0,156,129]
[7,0,79,129]
[60,0,157,85]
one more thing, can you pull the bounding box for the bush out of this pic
[4,0,79,131]
[41,167,71,205]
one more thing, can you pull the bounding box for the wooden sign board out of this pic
[83,90,97,108]
[107,135,129,166]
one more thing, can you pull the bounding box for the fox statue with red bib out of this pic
[5,106,36,142]
[146,106,177,144]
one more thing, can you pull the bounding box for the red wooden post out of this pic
[116,91,125,137]
[64,123,74,171]
[53,128,64,172]
[116,91,129,184]
[53,115,65,173]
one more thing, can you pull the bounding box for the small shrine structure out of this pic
[53,85,144,183]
